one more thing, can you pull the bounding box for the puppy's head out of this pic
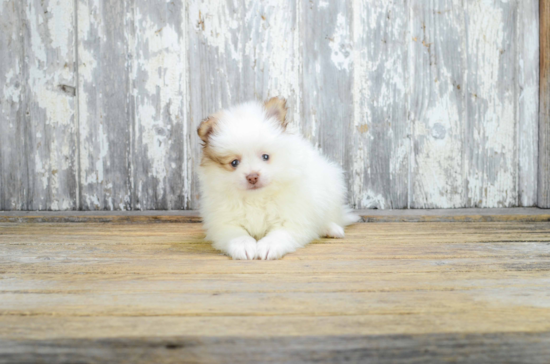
[198,97,292,192]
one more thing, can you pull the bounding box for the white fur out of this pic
[198,100,360,260]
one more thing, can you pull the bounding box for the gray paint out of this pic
[77,0,133,210]
[0,0,541,210]
[0,0,27,210]
[409,0,466,208]
[1,0,78,211]
[353,0,409,209]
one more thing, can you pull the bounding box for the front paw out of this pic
[227,236,257,260]
[325,222,345,238]
[256,233,296,260]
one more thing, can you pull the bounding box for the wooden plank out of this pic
[1,0,79,211]
[518,0,539,206]
[3,271,549,294]
[1,332,549,364]
[2,220,550,241]
[1,286,550,317]
[77,0,133,210]
[2,208,550,223]
[4,240,550,262]
[409,0,466,208]
[540,0,550,208]
[1,315,549,341]
[3,254,550,275]
[351,0,409,209]
[464,1,518,207]
[301,0,352,174]
[24,0,78,210]
[0,0,27,210]
[132,0,188,210]
[187,0,300,209]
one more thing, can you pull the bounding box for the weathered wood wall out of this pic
[0,0,540,211]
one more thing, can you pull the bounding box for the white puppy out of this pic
[197,97,359,260]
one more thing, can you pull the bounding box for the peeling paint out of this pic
[329,13,352,71]
[132,1,188,210]
[517,0,539,207]
[0,0,540,210]
[19,0,78,210]
[352,0,409,209]
[465,0,517,208]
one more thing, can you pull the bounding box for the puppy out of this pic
[197,97,359,260]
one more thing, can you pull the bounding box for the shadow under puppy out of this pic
[198,97,359,260]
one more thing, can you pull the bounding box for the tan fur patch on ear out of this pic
[264,97,288,128]
[197,114,219,144]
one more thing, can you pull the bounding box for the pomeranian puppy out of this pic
[197,97,359,260]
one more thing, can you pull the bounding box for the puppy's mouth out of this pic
[247,184,264,190]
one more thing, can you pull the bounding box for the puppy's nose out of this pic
[246,173,259,185]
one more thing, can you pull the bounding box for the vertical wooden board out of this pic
[518,0,539,207]
[23,0,78,210]
[464,0,518,208]
[540,0,550,208]
[351,0,409,209]
[301,0,352,181]
[187,0,300,209]
[132,0,188,210]
[0,0,28,210]
[409,0,466,208]
[77,0,133,210]
[240,0,301,128]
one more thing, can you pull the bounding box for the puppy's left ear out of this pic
[264,97,288,129]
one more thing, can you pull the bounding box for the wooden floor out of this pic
[1,214,550,363]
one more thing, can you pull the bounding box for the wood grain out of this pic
[352,0,409,209]
[77,0,133,210]
[540,0,550,208]
[1,0,78,211]
[409,0,465,208]
[133,0,188,210]
[0,0,27,210]
[24,0,78,211]
[1,332,549,364]
[465,0,519,208]
[301,0,353,177]
[519,0,539,207]
[1,221,550,362]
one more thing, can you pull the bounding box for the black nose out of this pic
[246,173,259,185]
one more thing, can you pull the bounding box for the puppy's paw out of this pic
[325,222,345,238]
[227,236,257,260]
[256,233,296,260]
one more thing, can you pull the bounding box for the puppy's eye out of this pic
[231,159,239,167]
[262,154,269,161]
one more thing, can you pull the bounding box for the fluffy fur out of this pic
[197,97,359,260]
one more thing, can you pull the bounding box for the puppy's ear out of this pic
[264,97,288,129]
[197,115,218,144]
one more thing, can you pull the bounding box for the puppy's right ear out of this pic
[197,115,218,144]
[264,97,288,129]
